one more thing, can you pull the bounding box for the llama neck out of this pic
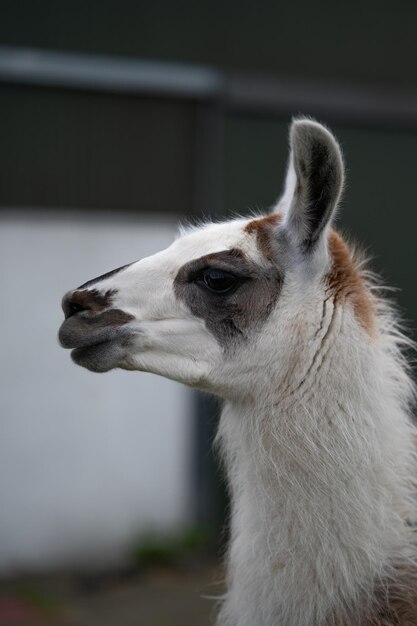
[217,315,417,626]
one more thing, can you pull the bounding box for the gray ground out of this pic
[0,564,223,626]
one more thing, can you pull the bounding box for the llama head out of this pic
[59,119,348,399]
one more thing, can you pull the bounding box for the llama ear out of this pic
[275,119,344,252]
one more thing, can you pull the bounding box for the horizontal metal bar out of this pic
[0,46,223,99]
[1,46,417,128]
[225,73,417,128]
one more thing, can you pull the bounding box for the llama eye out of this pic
[200,269,238,293]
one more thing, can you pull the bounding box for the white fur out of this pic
[216,286,417,625]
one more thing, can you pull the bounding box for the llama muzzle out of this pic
[58,288,134,350]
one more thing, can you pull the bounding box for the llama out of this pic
[59,119,417,625]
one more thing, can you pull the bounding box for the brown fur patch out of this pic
[244,213,283,260]
[63,289,115,319]
[370,561,417,626]
[327,230,375,337]
[325,561,417,625]
[245,216,375,336]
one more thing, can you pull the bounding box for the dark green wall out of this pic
[0,85,197,214]
[2,0,416,90]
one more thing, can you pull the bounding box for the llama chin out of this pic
[59,119,417,626]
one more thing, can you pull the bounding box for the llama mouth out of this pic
[58,314,134,372]
[71,339,127,373]
[58,311,133,350]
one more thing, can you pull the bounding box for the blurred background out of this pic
[0,1,416,624]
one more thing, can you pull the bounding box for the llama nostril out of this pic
[62,288,115,320]
[66,301,86,319]
[62,292,91,319]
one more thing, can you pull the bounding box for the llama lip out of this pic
[58,313,134,372]
[71,340,127,373]
[58,311,133,350]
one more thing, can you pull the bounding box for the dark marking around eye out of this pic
[174,248,282,349]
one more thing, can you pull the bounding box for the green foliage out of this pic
[130,525,212,567]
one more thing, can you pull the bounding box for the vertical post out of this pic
[191,101,227,539]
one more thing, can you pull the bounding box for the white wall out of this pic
[0,211,194,573]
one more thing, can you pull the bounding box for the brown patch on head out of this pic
[244,213,283,260]
[327,230,375,337]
